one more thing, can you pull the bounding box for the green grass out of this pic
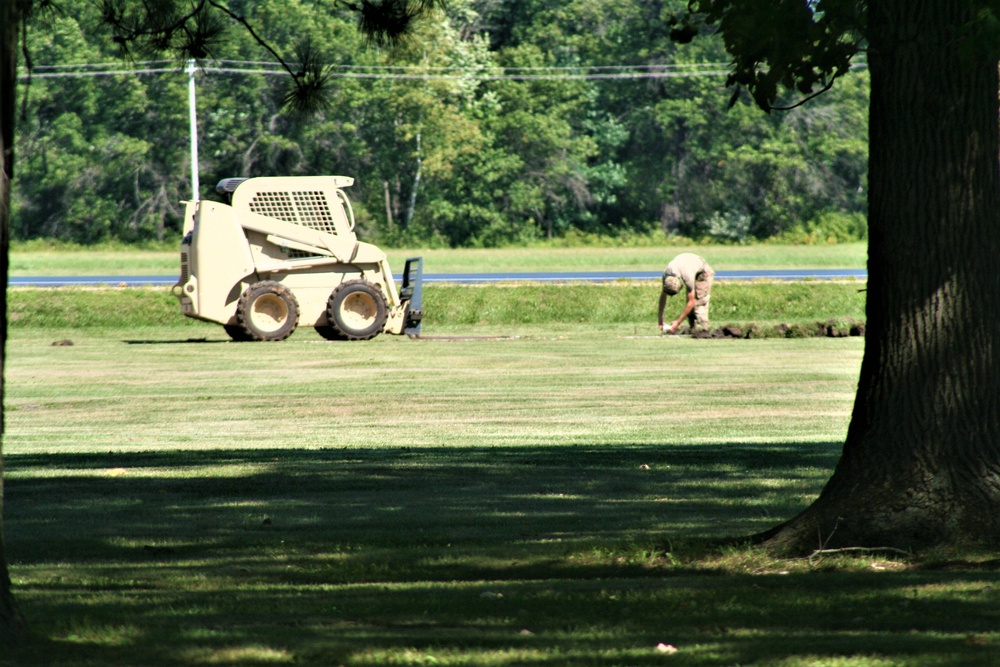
[7,280,867,332]
[4,320,1000,666]
[9,242,867,275]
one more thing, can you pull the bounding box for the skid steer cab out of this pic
[172,175,423,342]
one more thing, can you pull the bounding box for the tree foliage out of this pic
[675,0,865,111]
[11,0,869,247]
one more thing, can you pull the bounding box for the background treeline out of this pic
[12,0,869,248]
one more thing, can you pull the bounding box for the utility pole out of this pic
[186,59,200,201]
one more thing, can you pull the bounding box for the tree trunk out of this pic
[1,0,27,646]
[758,0,1000,554]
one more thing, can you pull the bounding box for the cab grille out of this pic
[248,190,337,235]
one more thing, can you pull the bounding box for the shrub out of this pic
[770,211,868,245]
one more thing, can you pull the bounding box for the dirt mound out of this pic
[689,319,866,339]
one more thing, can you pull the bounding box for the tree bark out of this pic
[1,0,28,645]
[758,0,1000,554]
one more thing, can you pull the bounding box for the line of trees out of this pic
[11,0,869,248]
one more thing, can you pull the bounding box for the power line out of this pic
[18,57,866,82]
[20,59,735,81]
[27,58,732,71]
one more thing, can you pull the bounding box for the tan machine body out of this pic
[173,176,423,341]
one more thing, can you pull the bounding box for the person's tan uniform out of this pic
[658,253,715,333]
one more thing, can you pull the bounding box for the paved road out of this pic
[8,268,866,287]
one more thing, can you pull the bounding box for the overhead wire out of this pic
[20,58,735,81]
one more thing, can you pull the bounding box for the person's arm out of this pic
[668,290,696,333]
[657,291,668,331]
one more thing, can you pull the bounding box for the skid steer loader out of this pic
[172,175,423,342]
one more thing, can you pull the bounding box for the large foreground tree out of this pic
[0,0,29,644]
[0,0,441,643]
[681,0,1000,553]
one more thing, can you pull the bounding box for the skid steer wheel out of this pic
[234,281,300,341]
[325,279,388,341]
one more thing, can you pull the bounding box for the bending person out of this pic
[658,253,715,334]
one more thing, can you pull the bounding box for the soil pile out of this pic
[688,318,866,339]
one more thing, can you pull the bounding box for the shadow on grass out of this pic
[123,337,228,344]
[5,444,1000,666]
[7,443,835,569]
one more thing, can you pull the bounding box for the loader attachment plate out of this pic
[402,257,424,336]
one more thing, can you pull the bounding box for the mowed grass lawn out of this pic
[4,314,1000,665]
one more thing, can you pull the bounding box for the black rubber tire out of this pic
[325,279,388,341]
[234,281,300,341]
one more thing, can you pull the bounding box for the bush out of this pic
[706,210,752,244]
[770,211,868,245]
